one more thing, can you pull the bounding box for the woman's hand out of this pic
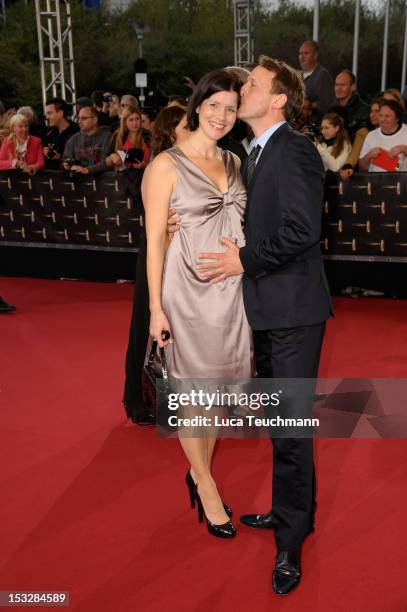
[19,162,37,175]
[131,160,147,169]
[369,147,382,160]
[71,165,89,174]
[340,168,354,181]
[25,164,38,175]
[389,145,406,159]
[105,153,122,167]
[150,309,172,348]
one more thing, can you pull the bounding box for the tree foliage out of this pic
[0,0,406,112]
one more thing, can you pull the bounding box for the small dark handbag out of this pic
[142,336,172,427]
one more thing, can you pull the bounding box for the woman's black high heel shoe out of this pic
[185,471,233,518]
[195,488,236,539]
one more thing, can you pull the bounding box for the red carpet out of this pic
[0,277,406,611]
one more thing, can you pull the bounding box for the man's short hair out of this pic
[76,97,92,108]
[79,105,98,119]
[258,55,304,123]
[302,40,319,54]
[338,69,356,85]
[45,97,68,117]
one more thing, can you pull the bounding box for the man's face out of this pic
[335,73,353,102]
[46,104,63,127]
[238,66,275,123]
[299,43,318,71]
[78,108,97,134]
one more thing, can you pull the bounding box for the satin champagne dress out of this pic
[160,146,252,380]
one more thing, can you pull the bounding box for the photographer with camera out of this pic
[105,106,150,172]
[90,90,112,128]
[315,112,351,172]
[103,93,120,133]
[62,106,112,175]
[43,98,79,169]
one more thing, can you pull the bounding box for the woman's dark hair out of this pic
[321,112,350,159]
[187,69,241,131]
[151,106,186,155]
[379,99,404,125]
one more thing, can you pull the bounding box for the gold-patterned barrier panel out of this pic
[1,170,407,259]
[0,169,144,251]
[321,172,407,260]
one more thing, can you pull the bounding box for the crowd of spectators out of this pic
[1,48,407,317]
[1,41,407,183]
[0,91,155,178]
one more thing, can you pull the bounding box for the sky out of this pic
[263,0,384,13]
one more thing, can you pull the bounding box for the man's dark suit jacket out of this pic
[239,122,333,330]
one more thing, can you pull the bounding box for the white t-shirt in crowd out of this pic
[359,124,407,172]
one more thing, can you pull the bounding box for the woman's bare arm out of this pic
[143,152,176,347]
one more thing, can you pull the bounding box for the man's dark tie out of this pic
[246,144,261,186]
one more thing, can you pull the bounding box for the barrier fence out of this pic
[0,169,144,252]
[322,172,407,263]
[0,170,406,262]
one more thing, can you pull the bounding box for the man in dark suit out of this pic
[197,56,332,595]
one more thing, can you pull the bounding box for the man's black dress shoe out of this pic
[272,550,301,595]
[240,511,315,534]
[0,297,16,313]
[240,511,275,529]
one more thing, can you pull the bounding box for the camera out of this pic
[103,95,113,103]
[63,158,82,179]
[47,143,57,159]
[125,148,143,164]
[63,157,81,169]
[307,124,321,142]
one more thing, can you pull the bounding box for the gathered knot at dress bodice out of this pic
[166,146,246,241]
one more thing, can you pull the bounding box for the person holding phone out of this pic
[106,107,150,171]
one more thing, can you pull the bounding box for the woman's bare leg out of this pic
[179,433,229,525]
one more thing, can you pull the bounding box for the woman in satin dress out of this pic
[144,70,252,538]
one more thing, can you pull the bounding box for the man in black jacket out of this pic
[330,69,370,180]
[197,56,332,595]
[43,98,79,169]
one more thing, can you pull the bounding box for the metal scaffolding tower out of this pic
[35,0,77,114]
[233,0,255,66]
